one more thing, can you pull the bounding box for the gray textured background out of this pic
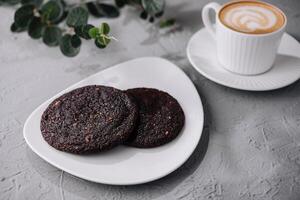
[1,0,300,199]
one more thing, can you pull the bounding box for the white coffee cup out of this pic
[202,1,287,75]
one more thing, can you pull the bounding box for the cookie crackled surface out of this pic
[125,88,185,148]
[40,85,138,154]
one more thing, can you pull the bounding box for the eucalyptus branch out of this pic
[1,0,174,57]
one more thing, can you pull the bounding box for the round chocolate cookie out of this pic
[41,85,138,154]
[125,88,185,148]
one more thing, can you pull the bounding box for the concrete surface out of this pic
[1,0,300,199]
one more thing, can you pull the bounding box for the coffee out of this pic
[219,1,285,34]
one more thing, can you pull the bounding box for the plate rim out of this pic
[187,29,300,91]
[23,56,204,185]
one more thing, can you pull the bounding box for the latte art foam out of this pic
[225,6,276,32]
[219,1,285,34]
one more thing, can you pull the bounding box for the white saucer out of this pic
[187,28,300,91]
[23,57,204,185]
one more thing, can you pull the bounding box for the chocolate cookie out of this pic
[41,85,138,154]
[125,88,185,148]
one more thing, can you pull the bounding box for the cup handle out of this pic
[202,2,221,39]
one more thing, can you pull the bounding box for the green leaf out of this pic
[60,34,80,57]
[21,0,42,7]
[41,0,63,22]
[51,0,67,23]
[88,27,99,39]
[52,10,68,24]
[86,2,119,18]
[28,16,44,39]
[99,22,110,35]
[141,0,165,15]
[66,7,88,27]
[70,35,81,48]
[95,39,106,49]
[14,4,35,29]
[97,35,110,46]
[10,22,27,32]
[42,25,62,46]
[97,3,120,18]
[86,2,104,18]
[159,18,175,28]
[75,24,94,40]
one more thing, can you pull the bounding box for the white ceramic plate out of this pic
[187,28,300,91]
[23,57,204,185]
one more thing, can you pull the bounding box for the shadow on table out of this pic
[26,90,211,199]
